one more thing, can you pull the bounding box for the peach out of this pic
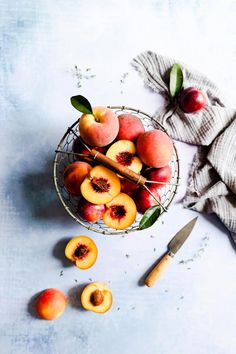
[137,130,174,168]
[178,87,206,113]
[103,192,137,230]
[65,236,97,269]
[117,114,145,141]
[106,140,142,175]
[81,165,121,204]
[78,198,105,222]
[145,165,172,189]
[120,178,139,198]
[135,186,161,214]
[79,107,119,147]
[63,161,92,196]
[81,282,112,313]
[36,288,67,320]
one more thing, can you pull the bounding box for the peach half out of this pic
[36,288,67,320]
[106,140,142,175]
[79,107,119,147]
[63,161,92,196]
[80,165,121,204]
[65,236,98,269]
[81,282,112,313]
[103,192,137,230]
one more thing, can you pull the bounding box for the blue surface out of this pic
[0,1,236,353]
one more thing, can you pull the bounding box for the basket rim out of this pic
[53,106,180,235]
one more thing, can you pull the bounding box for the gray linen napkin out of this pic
[132,51,236,245]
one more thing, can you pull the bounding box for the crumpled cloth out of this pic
[132,51,236,245]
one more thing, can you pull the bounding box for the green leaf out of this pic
[169,63,183,98]
[139,205,161,230]
[70,95,93,114]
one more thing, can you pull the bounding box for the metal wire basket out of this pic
[53,106,180,235]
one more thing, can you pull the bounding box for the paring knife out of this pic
[145,217,198,287]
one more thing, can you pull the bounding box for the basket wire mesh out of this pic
[53,106,180,235]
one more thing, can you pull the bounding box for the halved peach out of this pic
[106,140,142,176]
[103,192,137,230]
[80,165,121,204]
[65,236,97,269]
[81,282,112,313]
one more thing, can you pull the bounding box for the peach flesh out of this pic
[73,244,90,261]
[65,236,98,270]
[81,165,121,205]
[91,177,110,193]
[106,140,142,176]
[103,193,137,230]
[81,282,112,313]
[109,204,127,220]
[116,151,133,166]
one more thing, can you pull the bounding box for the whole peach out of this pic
[36,288,67,320]
[178,87,206,113]
[117,114,145,141]
[79,107,119,147]
[63,161,92,196]
[135,186,160,214]
[120,178,139,197]
[137,130,174,168]
[78,198,105,222]
[145,165,172,189]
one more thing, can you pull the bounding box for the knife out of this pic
[145,217,198,287]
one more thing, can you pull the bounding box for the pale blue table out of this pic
[1,1,236,353]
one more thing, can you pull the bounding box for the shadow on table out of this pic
[52,237,74,268]
[19,156,71,225]
[201,212,236,251]
[27,291,43,320]
[137,252,166,287]
[68,284,87,312]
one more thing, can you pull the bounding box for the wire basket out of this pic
[53,106,180,235]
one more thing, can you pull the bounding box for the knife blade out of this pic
[168,217,198,255]
[145,217,198,287]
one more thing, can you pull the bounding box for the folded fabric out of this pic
[132,51,236,245]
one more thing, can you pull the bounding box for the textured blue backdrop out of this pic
[0,1,236,353]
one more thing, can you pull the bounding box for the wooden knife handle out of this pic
[145,252,173,287]
[90,149,146,186]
